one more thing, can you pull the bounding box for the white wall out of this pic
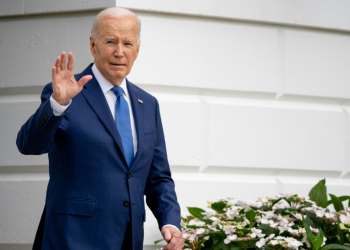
[1,0,350,249]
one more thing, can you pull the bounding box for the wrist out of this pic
[52,94,69,106]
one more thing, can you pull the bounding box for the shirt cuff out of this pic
[161,224,181,232]
[50,95,72,116]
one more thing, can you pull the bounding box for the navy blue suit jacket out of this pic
[16,64,181,250]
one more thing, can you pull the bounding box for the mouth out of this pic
[110,63,125,67]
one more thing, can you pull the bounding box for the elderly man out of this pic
[16,7,183,250]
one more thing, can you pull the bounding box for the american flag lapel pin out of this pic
[138,99,143,104]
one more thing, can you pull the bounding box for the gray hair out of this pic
[91,7,141,42]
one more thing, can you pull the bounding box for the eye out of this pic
[106,41,115,45]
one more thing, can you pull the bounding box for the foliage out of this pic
[177,179,350,250]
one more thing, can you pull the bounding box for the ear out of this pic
[90,36,96,58]
[135,41,141,60]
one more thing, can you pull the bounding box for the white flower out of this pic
[270,240,278,245]
[261,211,275,219]
[310,226,319,234]
[277,215,289,224]
[288,227,299,236]
[273,199,290,209]
[242,218,250,227]
[340,214,350,225]
[201,210,216,219]
[189,218,206,227]
[250,228,265,238]
[301,235,311,248]
[183,233,196,242]
[284,237,303,249]
[267,234,275,239]
[226,207,240,219]
[209,216,218,221]
[278,223,289,233]
[258,197,268,203]
[196,228,205,235]
[322,236,327,246]
[315,208,326,217]
[256,238,266,248]
[293,213,303,220]
[235,200,251,212]
[208,224,219,231]
[325,212,335,219]
[235,199,262,211]
[224,234,237,244]
[268,219,279,228]
[260,218,270,224]
[223,225,236,235]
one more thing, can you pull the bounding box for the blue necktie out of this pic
[111,87,134,167]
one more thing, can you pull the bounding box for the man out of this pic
[16,7,183,250]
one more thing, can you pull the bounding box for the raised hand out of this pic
[52,52,92,105]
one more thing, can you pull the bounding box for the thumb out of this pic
[162,227,172,242]
[78,75,93,87]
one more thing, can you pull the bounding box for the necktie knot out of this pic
[111,86,124,98]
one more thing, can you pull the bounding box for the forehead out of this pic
[97,16,138,39]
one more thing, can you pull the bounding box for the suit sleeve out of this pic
[144,100,181,231]
[16,83,65,155]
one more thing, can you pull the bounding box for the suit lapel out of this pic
[127,79,144,169]
[79,66,126,160]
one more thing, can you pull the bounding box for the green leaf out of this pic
[270,197,283,208]
[337,196,350,207]
[312,229,324,250]
[328,194,345,212]
[258,223,271,236]
[212,240,225,250]
[309,179,328,208]
[303,216,316,249]
[186,225,208,230]
[336,215,344,245]
[187,207,207,220]
[230,246,243,250]
[211,201,227,213]
[305,209,322,228]
[246,209,256,224]
[320,244,350,250]
[327,195,350,206]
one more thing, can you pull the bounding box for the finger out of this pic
[171,232,184,249]
[55,56,61,74]
[52,66,57,82]
[67,52,74,71]
[172,235,184,249]
[77,75,92,87]
[61,51,66,70]
[163,238,183,250]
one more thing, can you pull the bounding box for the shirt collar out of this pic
[91,64,129,97]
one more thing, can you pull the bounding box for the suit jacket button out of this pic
[123,201,130,207]
[39,115,49,126]
[127,173,131,179]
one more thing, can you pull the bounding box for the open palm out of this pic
[52,52,92,105]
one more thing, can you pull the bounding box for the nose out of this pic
[114,44,123,57]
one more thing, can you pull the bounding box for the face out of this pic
[90,16,140,86]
